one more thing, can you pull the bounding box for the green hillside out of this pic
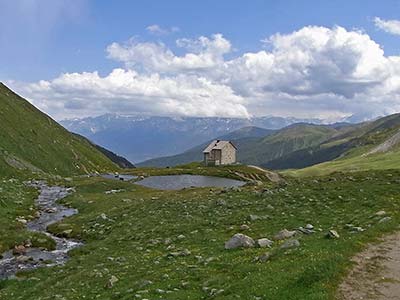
[0,83,118,177]
[138,126,274,167]
[238,124,338,166]
[286,114,400,176]
[141,123,339,168]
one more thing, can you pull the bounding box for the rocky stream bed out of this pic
[0,181,81,279]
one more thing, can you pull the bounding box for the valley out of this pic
[1,84,400,299]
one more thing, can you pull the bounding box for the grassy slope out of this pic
[285,114,400,177]
[138,127,274,167]
[237,124,338,166]
[1,169,400,299]
[140,124,336,168]
[0,83,118,177]
[0,83,118,258]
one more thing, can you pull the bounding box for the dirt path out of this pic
[337,232,400,300]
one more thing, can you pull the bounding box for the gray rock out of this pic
[256,238,273,248]
[225,233,255,249]
[375,210,386,217]
[167,249,191,257]
[280,239,300,249]
[274,229,296,240]
[215,199,227,206]
[379,216,392,223]
[106,275,119,288]
[326,230,340,239]
[305,224,314,230]
[256,252,271,262]
[240,224,250,231]
[16,255,31,263]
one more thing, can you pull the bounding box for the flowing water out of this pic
[0,181,81,279]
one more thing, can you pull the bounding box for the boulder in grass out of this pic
[274,229,296,240]
[326,230,340,239]
[256,238,273,248]
[280,239,300,250]
[225,233,255,249]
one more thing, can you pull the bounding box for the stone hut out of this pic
[203,140,237,166]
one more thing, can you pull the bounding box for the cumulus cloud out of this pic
[10,26,400,121]
[146,24,179,35]
[12,69,248,120]
[374,17,400,35]
[106,34,231,73]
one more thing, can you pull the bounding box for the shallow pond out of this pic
[135,174,245,190]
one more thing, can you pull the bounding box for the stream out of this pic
[0,181,82,279]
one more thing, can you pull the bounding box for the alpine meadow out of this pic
[2,1,400,300]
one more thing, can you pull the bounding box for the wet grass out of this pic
[1,169,400,299]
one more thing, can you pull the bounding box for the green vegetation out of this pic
[4,83,400,299]
[129,163,281,183]
[1,168,400,299]
[286,150,400,177]
[140,114,400,173]
[138,126,274,168]
[0,179,54,254]
[0,83,118,177]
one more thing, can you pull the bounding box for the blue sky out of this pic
[1,0,400,121]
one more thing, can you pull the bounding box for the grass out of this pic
[0,179,55,254]
[285,150,400,177]
[0,83,118,177]
[1,167,400,299]
[127,163,279,183]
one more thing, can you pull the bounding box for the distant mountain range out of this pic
[60,114,323,163]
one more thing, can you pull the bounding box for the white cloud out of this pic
[146,24,180,35]
[12,69,248,120]
[106,34,231,73]
[374,17,400,35]
[10,26,400,122]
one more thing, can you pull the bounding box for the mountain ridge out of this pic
[0,83,121,177]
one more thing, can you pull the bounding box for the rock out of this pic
[375,210,386,217]
[16,255,31,263]
[215,199,227,206]
[225,233,255,249]
[13,245,26,255]
[297,227,314,235]
[256,252,271,262]
[256,238,273,248]
[167,249,191,257]
[326,230,340,239]
[16,217,27,224]
[177,234,186,240]
[274,229,296,240]
[379,216,392,223]
[305,224,314,230]
[351,226,365,232]
[106,275,119,288]
[248,214,269,221]
[280,239,300,249]
[240,224,250,231]
[345,224,365,232]
[61,229,73,237]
